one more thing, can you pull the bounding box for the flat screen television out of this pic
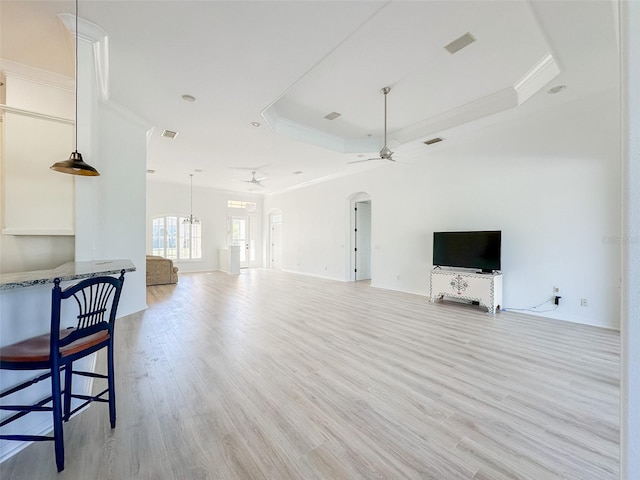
[433,230,501,272]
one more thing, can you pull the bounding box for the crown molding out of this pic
[58,13,110,102]
[393,87,517,145]
[101,98,154,132]
[0,59,73,91]
[514,53,560,104]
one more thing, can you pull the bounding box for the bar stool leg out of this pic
[107,345,116,428]
[63,364,72,422]
[51,366,65,472]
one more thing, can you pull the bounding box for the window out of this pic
[227,200,256,211]
[151,215,201,260]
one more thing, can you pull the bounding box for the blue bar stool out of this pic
[0,271,126,472]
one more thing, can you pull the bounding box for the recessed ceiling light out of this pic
[181,94,196,102]
[547,85,567,94]
[250,122,261,127]
[324,112,341,120]
[194,169,203,173]
[161,129,178,139]
[147,169,155,174]
[293,171,303,175]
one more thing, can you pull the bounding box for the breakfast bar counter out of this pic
[0,259,136,291]
[0,259,136,460]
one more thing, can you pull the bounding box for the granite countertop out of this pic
[0,260,136,291]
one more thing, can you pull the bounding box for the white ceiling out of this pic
[0,1,619,194]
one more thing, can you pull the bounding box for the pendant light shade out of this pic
[50,151,100,176]
[50,0,100,176]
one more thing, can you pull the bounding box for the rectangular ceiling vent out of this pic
[161,129,178,139]
[324,111,342,120]
[424,137,444,146]
[444,32,476,54]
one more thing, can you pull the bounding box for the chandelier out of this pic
[183,174,200,224]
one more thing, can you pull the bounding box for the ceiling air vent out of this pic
[444,32,476,54]
[161,129,178,139]
[424,137,444,146]
[324,112,341,120]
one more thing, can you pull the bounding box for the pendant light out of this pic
[50,0,100,176]
[183,174,200,224]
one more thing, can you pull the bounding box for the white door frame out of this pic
[347,192,372,281]
[269,211,283,269]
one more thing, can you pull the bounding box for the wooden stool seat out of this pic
[0,329,110,364]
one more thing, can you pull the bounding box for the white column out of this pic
[620,1,640,479]
[74,31,100,261]
[62,15,149,316]
[60,14,108,261]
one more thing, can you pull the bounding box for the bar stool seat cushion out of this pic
[0,329,110,364]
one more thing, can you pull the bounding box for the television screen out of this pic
[433,231,501,272]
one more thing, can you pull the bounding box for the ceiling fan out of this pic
[349,86,398,164]
[244,171,266,187]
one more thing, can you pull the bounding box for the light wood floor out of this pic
[1,269,619,479]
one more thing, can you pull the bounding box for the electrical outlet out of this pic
[581,298,588,307]
[554,285,560,294]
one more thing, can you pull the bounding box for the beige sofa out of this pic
[146,255,179,286]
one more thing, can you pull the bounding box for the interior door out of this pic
[270,213,283,269]
[355,201,371,280]
[229,215,249,267]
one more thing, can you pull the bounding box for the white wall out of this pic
[265,89,621,329]
[146,181,263,273]
[73,34,148,317]
[91,102,148,316]
[621,1,640,478]
[0,62,76,273]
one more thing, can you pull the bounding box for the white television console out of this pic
[429,269,503,314]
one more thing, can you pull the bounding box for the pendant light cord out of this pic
[384,90,387,148]
[74,0,79,152]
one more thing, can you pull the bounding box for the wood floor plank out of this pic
[0,269,619,479]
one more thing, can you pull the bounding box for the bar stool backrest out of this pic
[52,274,125,354]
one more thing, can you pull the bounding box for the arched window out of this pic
[151,215,201,260]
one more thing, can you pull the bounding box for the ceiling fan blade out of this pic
[228,164,271,172]
[348,157,382,164]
